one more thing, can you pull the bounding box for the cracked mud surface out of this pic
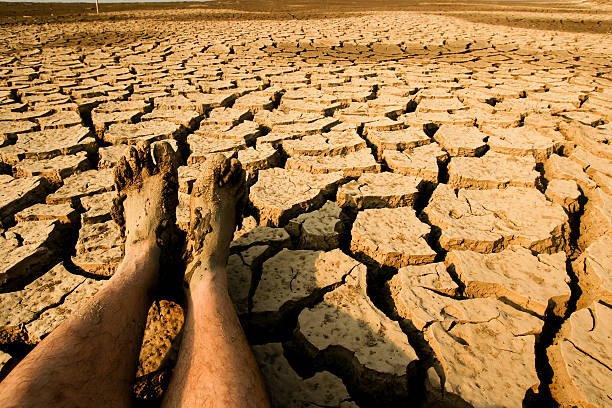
[0,0,611,406]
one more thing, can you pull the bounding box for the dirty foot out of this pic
[184,154,247,289]
[112,141,179,277]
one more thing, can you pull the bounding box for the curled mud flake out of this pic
[189,209,213,253]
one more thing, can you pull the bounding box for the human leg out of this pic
[0,142,179,408]
[162,154,269,408]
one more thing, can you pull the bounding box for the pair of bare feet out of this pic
[113,141,268,405]
[112,140,247,293]
[112,141,269,407]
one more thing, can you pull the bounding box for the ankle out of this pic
[125,239,160,259]
[189,264,228,296]
[190,282,231,318]
[117,240,161,287]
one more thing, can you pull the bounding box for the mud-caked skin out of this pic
[184,154,248,286]
[111,141,180,279]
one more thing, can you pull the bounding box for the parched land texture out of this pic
[0,0,611,407]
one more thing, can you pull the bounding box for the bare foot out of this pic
[184,154,247,289]
[112,141,179,281]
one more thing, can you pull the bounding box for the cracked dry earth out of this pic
[0,0,611,406]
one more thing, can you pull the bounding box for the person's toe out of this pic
[192,153,225,194]
[136,140,155,174]
[126,145,145,178]
[111,194,126,231]
[152,141,178,174]
[221,158,244,187]
[114,155,133,193]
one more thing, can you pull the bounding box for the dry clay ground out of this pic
[0,0,611,406]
